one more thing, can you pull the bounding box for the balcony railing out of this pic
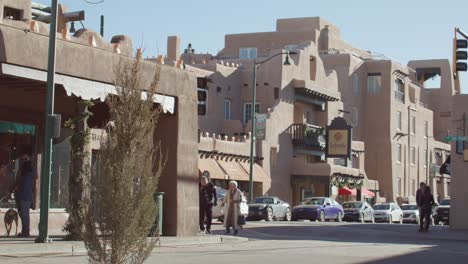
[289,124,326,150]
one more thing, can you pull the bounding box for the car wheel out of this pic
[360,213,365,223]
[336,212,343,222]
[371,214,375,224]
[388,215,393,224]
[265,207,273,222]
[319,211,326,222]
[284,208,292,221]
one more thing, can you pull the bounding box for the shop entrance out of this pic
[0,121,36,208]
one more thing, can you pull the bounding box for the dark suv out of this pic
[433,199,450,225]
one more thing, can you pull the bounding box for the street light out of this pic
[36,0,59,243]
[248,51,296,203]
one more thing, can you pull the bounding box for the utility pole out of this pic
[36,0,58,243]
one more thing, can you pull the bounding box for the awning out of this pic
[1,63,175,114]
[198,157,226,180]
[198,156,270,183]
[338,187,375,197]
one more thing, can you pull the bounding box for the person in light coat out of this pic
[222,181,243,235]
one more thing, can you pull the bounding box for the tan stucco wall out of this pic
[450,94,468,230]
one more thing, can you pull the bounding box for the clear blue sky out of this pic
[38,0,468,92]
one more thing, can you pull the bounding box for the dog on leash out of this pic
[4,208,18,237]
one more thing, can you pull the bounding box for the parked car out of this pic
[401,204,420,224]
[247,196,291,221]
[373,203,403,224]
[433,198,450,225]
[342,201,375,223]
[291,197,344,222]
[212,187,249,222]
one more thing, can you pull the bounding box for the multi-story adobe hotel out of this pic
[169,17,452,206]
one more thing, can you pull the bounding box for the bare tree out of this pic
[82,50,165,264]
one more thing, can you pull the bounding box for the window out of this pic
[352,107,359,128]
[411,116,416,135]
[411,179,416,195]
[394,79,405,102]
[397,111,402,130]
[353,73,359,94]
[411,147,416,165]
[224,99,231,120]
[3,7,22,20]
[397,178,402,196]
[397,144,402,163]
[424,121,429,138]
[239,47,257,60]
[243,103,260,124]
[274,87,279,100]
[197,77,208,116]
[310,56,316,81]
[424,150,427,168]
[367,73,381,94]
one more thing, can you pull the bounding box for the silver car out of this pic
[373,203,403,224]
[212,187,248,221]
[401,204,420,224]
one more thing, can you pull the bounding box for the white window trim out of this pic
[410,147,416,166]
[197,88,208,115]
[243,102,260,124]
[396,111,402,131]
[396,144,402,164]
[224,99,231,120]
[411,116,416,135]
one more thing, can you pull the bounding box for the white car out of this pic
[373,203,403,224]
[401,204,420,224]
[212,187,249,221]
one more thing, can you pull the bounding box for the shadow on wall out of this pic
[0,30,6,62]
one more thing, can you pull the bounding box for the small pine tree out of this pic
[82,51,165,264]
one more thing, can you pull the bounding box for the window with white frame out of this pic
[424,150,427,168]
[224,99,231,120]
[239,47,257,60]
[411,179,416,195]
[367,73,382,94]
[411,147,416,165]
[411,116,416,135]
[243,103,260,124]
[397,144,402,163]
[394,79,405,102]
[397,111,402,130]
[352,107,359,128]
[353,73,359,94]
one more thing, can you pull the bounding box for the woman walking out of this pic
[223,181,243,236]
[420,185,435,232]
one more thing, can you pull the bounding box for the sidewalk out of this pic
[0,235,248,257]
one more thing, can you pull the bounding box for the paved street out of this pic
[1,221,468,264]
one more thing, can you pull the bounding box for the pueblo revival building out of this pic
[175,17,453,206]
[0,1,199,236]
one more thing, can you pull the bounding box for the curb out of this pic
[0,235,248,257]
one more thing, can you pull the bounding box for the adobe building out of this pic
[176,17,455,206]
[0,1,198,236]
[173,17,379,206]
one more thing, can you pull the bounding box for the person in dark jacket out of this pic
[419,185,435,232]
[10,153,34,237]
[199,176,217,234]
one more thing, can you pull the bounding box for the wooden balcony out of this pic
[289,123,325,151]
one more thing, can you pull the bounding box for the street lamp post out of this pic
[248,51,295,203]
[36,0,59,243]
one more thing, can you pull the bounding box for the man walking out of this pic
[416,182,435,232]
[199,176,217,234]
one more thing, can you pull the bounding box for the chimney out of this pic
[167,36,180,62]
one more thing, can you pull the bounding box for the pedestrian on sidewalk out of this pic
[199,176,217,234]
[418,185,435,232]
[222,181,243,236]
[9,150,34,237]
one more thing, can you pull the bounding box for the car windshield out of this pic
[440,199,450,206]
[216,187,227,199]
[302,198,325,205]
[343,202,362,209]
[255,197,275,204]
[401,205,418,210]
[373,204,390,210]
